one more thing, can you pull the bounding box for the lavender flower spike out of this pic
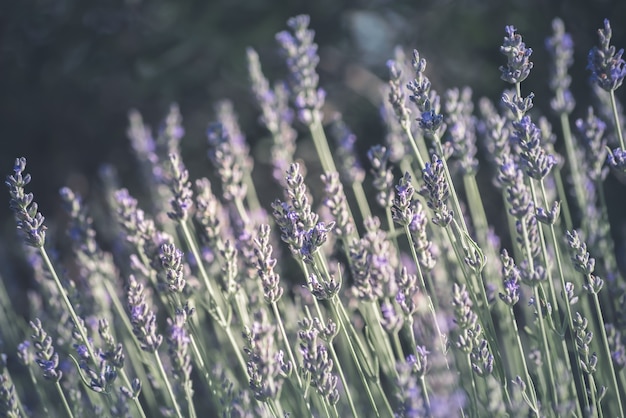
[127,275,163,352]
[500,25,533,84]
[421,154,453,227]
[166,152,193,222]
[30,319,62,382]
[276,15,325,126]
[587,19,626,92]
[6,158,47,248]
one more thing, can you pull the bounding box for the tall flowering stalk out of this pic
[567,230,624,415]
[588,19,626,174]
[276,15,337,174]
[127,275,183,418]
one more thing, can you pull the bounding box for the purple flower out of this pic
[5,158,47,248]
[421,154,453,227]
[587,19,626,92]
[545,18,576,114]
[512,116,556,180]
[500,25,533,84]
[276,15,325,125]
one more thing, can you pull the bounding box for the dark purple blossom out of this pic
[276,15,325,125]
[500,25,534,84]
[5,158,47,248]
[587,19,626,92]
[421,154,453,227]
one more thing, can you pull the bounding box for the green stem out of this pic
[179,221,227,319]
[153,352,183,418]
[591,292,625,417]
[537,181,587,412]
[403,123,427,170]
[55,381,74,418]
[309,120,337,174]
[419,375,431,412]
[508,307,539,416]
[557,111,580,229]
[403,225,449,369]
[609,90,626,150]
[352,181,372,221]
[39,248,99,368]
[532,285,559,409]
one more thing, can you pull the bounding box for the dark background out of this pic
[1,0,626,257]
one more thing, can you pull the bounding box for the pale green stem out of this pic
[466,354,480,417]
[179,220,227,320]
[536,180,587,412]
[403,225,449,369]
[551,168,574,232]
[153,352,183,418]
[433,138,470,236]
[352,181,372,221]
[517,216,560,410]
[243,171,262,215]
[557,111,580,230]
[419,375,431,412]
[508,306,539,416]
[332,299,395,417]
[532,285,559,409]
[118,368,148,418]
[26,353,51,415]
[185,384,197,418]
[309,120,337,174]
[301,264,362,418]
[590,291,625,417]
[609,90,626,150]
[39,248,99,370]
[403,123,427,170]
[271,302,303,389]
[326,337,359,418]
[313,252,396,378]
[270,301,316,417]
[588,373,600,418]
[385,207,400,253]
[233,196,250,227]
[529,179,584,412]
[55,381,74,418]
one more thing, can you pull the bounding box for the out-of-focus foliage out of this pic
[0,0,624,227]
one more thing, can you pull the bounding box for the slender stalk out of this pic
[179,221,227,318]
[419,375,431,412]
[39,248,99,370]
[351,181,372,221]
[153,352,183,418]
[403,225,449,369]
[54,382,74,418]
[309,120,337,174]
[403,124,427,170]
[532,285,558,409]
[536,181,587,411]
[590,292,625,416]
[609,91,625,149]
[507,306,539,416]
[557,111,580,229]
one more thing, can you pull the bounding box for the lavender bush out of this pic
[3,14,626,417]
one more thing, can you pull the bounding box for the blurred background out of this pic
[1,0,626,260]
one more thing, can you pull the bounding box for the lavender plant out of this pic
[3,14,626,418]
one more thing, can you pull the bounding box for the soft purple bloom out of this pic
[545,18,576,114]
[500,25,533,84]
[5,158,47,248]
[587,19,626,92]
